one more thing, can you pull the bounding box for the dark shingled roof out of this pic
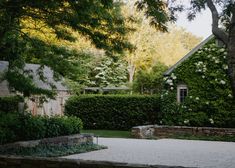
[0,61,68,91]
[164,35,214,76]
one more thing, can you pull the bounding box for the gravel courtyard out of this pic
[63,138,235,168]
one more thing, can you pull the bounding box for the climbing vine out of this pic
[160,40,235,127]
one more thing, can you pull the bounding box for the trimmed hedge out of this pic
[0,112,83,145]
[0,96,23,113]
[65,95,160,130]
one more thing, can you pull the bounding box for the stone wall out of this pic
[0,155,194,168]
[0,134,93,149]
[131,125,235,139]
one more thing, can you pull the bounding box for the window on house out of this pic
[177,85,188,103]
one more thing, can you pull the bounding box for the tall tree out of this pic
[134,0,235,98]
[122,2,201,84]
[0,0,130,97]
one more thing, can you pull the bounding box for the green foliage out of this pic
[161,40,235,127]
[133,63,167,94]
[0,112,83,145]
[0,143,106,157]
[0,96,23,113]
[0,0,132,97]
[65,95,160,130]
[87,56,128,87]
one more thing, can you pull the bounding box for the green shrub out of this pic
[0,112,83,145]
[0,96,23,113]
[65,95,160,130]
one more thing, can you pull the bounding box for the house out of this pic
[161,35,234,127]
[0,61,70,116]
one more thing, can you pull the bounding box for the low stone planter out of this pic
[0,134,93,149]
[131,125,235,139]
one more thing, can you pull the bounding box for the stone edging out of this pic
[0,134,93,149]
[131,125,235,139]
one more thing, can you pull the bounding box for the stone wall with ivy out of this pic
[160,40,235,128]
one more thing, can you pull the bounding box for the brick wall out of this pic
[132,125,235,139]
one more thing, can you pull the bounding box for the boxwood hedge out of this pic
[0,112,83,145]
[65,95,160,130]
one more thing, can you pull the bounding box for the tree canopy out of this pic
[134,0,235,97]
[0,0,131,97]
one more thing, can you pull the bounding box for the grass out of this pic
[81,130,132,138]
[81,129,235,142]
[0,143,107,157]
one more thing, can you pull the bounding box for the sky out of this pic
[175,2,212,39]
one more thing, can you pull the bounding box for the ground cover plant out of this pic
[0,143,106,157]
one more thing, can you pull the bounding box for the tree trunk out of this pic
[128,65,135,84]
[228,11,235,98]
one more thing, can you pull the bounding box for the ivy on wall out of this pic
[161,40,235,127]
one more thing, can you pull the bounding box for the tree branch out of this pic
[206,0,229,45]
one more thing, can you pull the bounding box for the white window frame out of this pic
[177,84,188,103]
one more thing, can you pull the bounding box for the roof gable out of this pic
[164,35,214,76]
[0,61,68,91]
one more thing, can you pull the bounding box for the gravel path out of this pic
[63,138,235,168]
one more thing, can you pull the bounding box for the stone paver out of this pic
[63,138,235,168]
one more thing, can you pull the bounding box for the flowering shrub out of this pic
[160,40,235,128]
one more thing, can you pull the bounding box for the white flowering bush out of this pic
[161,40,235,127]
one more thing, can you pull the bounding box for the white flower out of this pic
[220,80,226,85]
[202,75,205,79]
[215,60,220,64]
[170,87,174,90]
[189,96,193,99]
[206,101,209,105]
[171,73,176,79]
[219,48,225,52]
[209,118,214,124]
[164,77,168,81]
[169,82,174,86]
[195,97,199,100]
[223,64,228,70]
[184,119,189,124]
[228,94,233,98]
[188,108,192,111]
[166,79,173,84]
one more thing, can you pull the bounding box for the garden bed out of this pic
[0,134,107,157]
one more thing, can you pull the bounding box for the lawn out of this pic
[81,130,132,138]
